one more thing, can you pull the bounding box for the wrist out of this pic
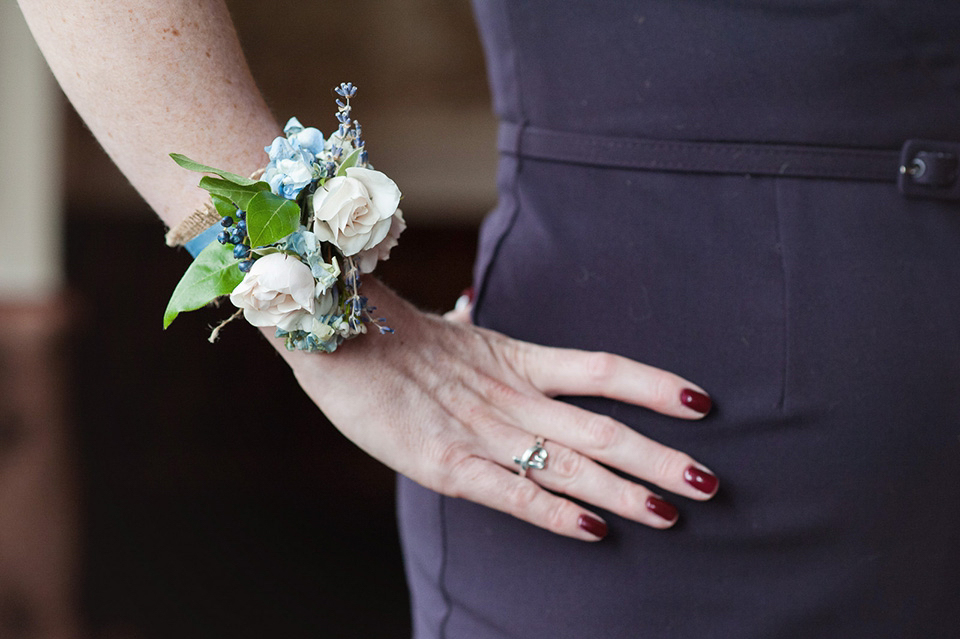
[262,278,418,398]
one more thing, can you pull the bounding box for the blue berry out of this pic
[238,259,254,273]
[230,232,244,245]
[236,210,246,220]
[221,216,234,228]
[236,219,247,235]
[216,230,229,245]
[233,244,250,259]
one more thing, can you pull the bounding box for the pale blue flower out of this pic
[277,117,324,162]
[312,258,340,292]
[284,227,316,256]
[283,117,305,136]
[291,127,324,158]
[264,167,285,195]
[265,136,297,162]
[264,157,312,200]
[283,228,341,286]
[263,122,325,200]
[275,321,344,353]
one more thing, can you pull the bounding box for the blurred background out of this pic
[1,1,496,637]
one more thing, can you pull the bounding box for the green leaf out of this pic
[199,176,269,210]
[246,190,301,247]
[163,242,244,329]
[250,246,284,257]
[335,148,362,176]
[210,193,237,218]
[170,153,258,186]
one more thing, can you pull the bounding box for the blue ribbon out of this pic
[184,222,221,258]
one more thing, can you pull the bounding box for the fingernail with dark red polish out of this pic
[578,514,608,539]
[646,496,679,522]
[454,287,475,312]
[680,388,712,414]
[684,465,719,495]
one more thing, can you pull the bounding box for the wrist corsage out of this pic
[163,83,404,353]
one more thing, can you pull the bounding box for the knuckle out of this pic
[444,461,479,499]
[544,499,571,532]
[584,351,618,384]
[504,478,541,513]
[615,483,645,514]
[505,339,531,374]
[485,334,529,383]
[434,442,476,489]
[651,374,675,411]
[438,440,473,470]
[581,414,620,450]
[651,447,692,484]
[548,447,583,483]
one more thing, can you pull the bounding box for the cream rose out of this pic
[311,167,402,256]
[229,253,315,331]
[355,209,406,273]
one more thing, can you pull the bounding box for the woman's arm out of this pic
[18,0,718,541]
[17,0,279,226]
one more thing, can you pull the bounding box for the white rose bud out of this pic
[229,253,315,331]
[311,167,401,256]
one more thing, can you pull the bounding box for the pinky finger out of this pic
[450,457,609,541]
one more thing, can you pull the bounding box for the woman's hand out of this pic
[279,279,718,541]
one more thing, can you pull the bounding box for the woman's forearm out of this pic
[17,0,280,226]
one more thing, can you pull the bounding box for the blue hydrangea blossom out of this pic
[262,118,325,200]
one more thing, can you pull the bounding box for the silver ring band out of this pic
[513,435,548,478]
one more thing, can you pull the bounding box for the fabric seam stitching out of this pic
[437,494,452,638]
[773,178,790,414]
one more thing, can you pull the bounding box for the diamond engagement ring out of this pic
[513,435,548,478]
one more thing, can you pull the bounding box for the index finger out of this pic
[518,345,712,419]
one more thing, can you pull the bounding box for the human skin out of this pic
[17,0,718,541]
